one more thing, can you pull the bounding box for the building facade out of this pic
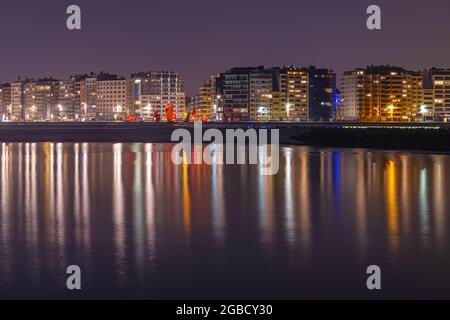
[210,75,224,121]
[423,68,450,122]
[0,84,11,121]
[339,69,378,121]
[11,78,32,121]
[305,66,336,121]
[217,66,301,122]
[23,78,59,121]
[218,67,254,121]
[273,67,309,121]
[96,74,127,121]
[195,80,213,120]
[214,66,335,122]
[129,71,186,121]
[249,70,274,121]
[55,80,77,121]
[339,66,423,122]
[79,74,98,121]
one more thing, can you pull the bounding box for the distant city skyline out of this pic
[1,0,450,95]
[2,64,450,123]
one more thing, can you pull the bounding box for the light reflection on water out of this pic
[0,143,449,299]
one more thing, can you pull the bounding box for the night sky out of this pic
[1,0,450,95]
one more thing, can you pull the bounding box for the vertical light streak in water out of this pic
[400,155,411,236]
[17,144,24,244]
[132,144,145,286]
[299,150,311,263]
[432,157,445,247]
[48,143,57,272]
[371,156,377,208]
[283,148,295,254]
[386,160,399,254]
[73,143,81,255]
[419,168,430,248]
[256,146,275,255]
[0,144,9,214]
[49,143,56,211]
[144,144,156,272]
[24,144,31,248]
[42,144,51,263]
[365,152,373,195]
[81,143,91,259]
[211,144,225,250]
[113,143,128,286]
[30,144,38,226]
[13,144,23,285]
[30,144,39,282]
[366,152,375,252]
[55,143,66,269]
[319,151,325,195]
[319,151,330,225]
[332,152,341,218]
[182,150,192,246]
[0,143,12,286]
[24,143,39,286]
[171,146,182,219]
[355,152,368,261]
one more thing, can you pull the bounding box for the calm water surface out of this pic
[0,143,449,299]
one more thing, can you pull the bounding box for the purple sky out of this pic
[1,0,450,95]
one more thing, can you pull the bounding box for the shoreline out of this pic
[0,122,449,152]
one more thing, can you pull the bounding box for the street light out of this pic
[286,102,291,119]
[420,105,427,114]
[145,104,152,119]
[387,105,395,122]
[420,105,430,122]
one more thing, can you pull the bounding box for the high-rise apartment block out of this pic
[11,78,32,121]
[195,80,213,119]
[338,66,423,122]
[96,73,127,121]
[305,66,337,121]
[216,66,299,121]
[423,68,450,122]
[23,78,59,121]
[249,69,274,121]
[217,67,256,121]
[0,84,11,121]
[212,66,334,122]
[129,71,186,121]
[55,80,77,121]
[272,67,309,121]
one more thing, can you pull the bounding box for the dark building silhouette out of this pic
[303,66,336,121]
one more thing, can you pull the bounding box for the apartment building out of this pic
[129,71,186,121]
[339,66,423,122]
